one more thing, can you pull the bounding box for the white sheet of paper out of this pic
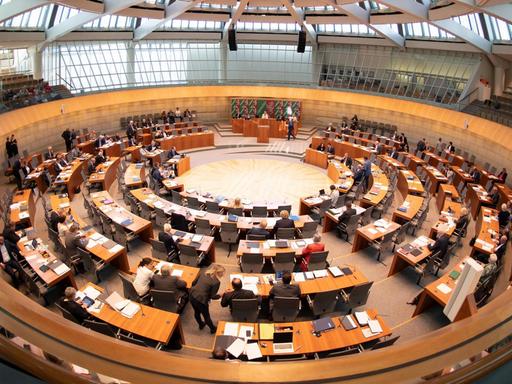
[226,338,246,358]
[223,322,239,337]
[437,283,452,294]
[245,343,263,360]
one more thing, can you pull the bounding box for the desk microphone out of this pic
[140,303,146,317]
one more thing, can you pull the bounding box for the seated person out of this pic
[269,271,301,307]
[212,347,229,360]
[494,235,508,260]
[151,165,165,188]
[154,128,166,139]
[469,166,481,184]
[54,154,68,172]
[455,207,470,233]
[498,204,510,228]
[94,134,107,148]
[478,254,498,285]
[497,168,507,184]
[146,140,159,152]
[326,143,335,157]
[340,152,352,167]
[64,224,88,255]
[167,146,180,159]
[428,230,450,268]
[329,184,339,207]
[184,108,192,121]
[152,264,188,305]
[273,210,295,235]
[389,147,399,159]
[490,186,500,206]
[87,158,96,175]
[158,224,179,261]
[2,222,20,245]
[132,257,154,297]
[338,202,356,228]
[353,164,365,183]
[95,150,106,165]
[232,197,243,209]
[221,277,257,311]
[300,233,325,272]
[70,145,82,159]
[246,220,271,239]
[44,146,56,160]
[261,110,269,119]
[316,142,326,152]
[59,287,90,323]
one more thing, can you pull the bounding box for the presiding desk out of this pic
[90,191,153,243]
[88,157,120,191]
[50,195,130,273]
[214,308,391,357]
[10,189,35,228]
[81,283,184,346]
[304,148,328,169]
[232,118,288,138]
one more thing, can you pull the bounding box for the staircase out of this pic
[462,97,512,127]
[52,84,74,99]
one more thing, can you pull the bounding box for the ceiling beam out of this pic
[222,0,249,41]
[378,0,429,20]
[39,0,144,49]
[333,2,405,47]
[134,0,202,41]
[0,0,51,24]
[284,1,317,46]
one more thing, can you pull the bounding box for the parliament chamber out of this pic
[0,1,512,384]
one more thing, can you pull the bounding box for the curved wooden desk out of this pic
[10,189,35,228]
[124,162,145,189]
[88,157,120,191]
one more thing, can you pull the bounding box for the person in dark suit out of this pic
[158,224,179,260]
[247,220,271,239]
[494,235,508,261]
[167,146,180,159]
[221,277,256,311]
[389,147,399,159]
[59,287,90,323]
[152,264,188,304]
[2,223,20,245]
[316,142,326,151]
[428,230,450,267]
[287,116,295,140]
[146,140,158,152]
[490,186,500,206]
[340,152,353,168]
[446,141,455,153]
[416,138,426,152]
[44,147,57,160]
[64,224,88,255]
[151,165,164,189]
[94,135,107,148]
[5,137,13,162]
[0,235,21,288]
[326,143,335,157]
[11,158,22,189]
[189,264,225,333]
[469,166,481,184]
[273,210,295,236]
[20,159,31,177]
[9,135,18,158]
[126,121,136,141]
[497,168,507,184]
[455,207,470,233]
[338,202,357,226]
[269,271,301,307]
[62,128,73,152]
[95,150,106,165]
[49,209,65,233]
[353,164,365,183]
[498,204,510,228]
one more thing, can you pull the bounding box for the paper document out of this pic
[328,266,343,277]
[313,270,328,278]
[367,228,378,235]
[368,319,383,334]
[354,311,369,325]
[83,286,101,300]
[121,302,140,318]
[245,343,263,360]
[53,264,70,276]
[223,322,239,337]
[171,269,183,277]
[226,338,246,358]
[238,325,254,340]
[437,283,452,294]
[293,272,305,282]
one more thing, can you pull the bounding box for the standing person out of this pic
[9,135,18,158]
[11,158,22,189]
[61,128,73,152]
[363,156,372,192]
[287,116,295,141]
[5,136,13,164]
[189,264,225,333]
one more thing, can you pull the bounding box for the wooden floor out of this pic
[176,159,332,213]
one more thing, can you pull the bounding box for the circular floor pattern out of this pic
[175,159,333,213]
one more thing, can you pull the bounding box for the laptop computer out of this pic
[272,331,294,354]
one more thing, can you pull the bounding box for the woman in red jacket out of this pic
[300,233,325,272]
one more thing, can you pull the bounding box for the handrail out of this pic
[457,86,480,111]
[0,277,511,383]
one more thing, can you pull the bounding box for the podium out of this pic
[257,125,269,143]
[305,148,328,169]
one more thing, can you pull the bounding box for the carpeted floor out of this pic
[3,126,511,360]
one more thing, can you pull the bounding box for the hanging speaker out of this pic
[297,30,306,53]
[228,28,237,51]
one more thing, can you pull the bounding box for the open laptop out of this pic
[272,331,294,354]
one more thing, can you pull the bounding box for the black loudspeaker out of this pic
[297,30,306,53]
[228,28,237,51]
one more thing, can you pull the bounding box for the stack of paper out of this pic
[83,286,101,300]
[313,270,328,278]
[223,322,239,337]
[293,272,305,282]
[354,311,369,325]
[121,302,140,318]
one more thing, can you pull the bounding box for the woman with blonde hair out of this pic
[233,197,243,208]
[189,264,225,333]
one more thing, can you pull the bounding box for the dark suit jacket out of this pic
[95,138,106,148]
[152,275,187,295]
[2,228,20,245]
[338,207,356,225]
[428,234,450,258]
[498,211,510,227]
[190,273,220,304]
[44,151,55,160]
[269,283,301,302]
[221,288,256,310]
[167,149,179,158]
[247,227,271,239]
[274,218,295,230]
[158,231,177,254]
[59,298,89,323]
[95,154,105,165]
[49,211,61,232]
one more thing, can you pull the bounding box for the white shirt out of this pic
[0,244,11,263]
[133,266,154,296]
[330,189,340,207]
